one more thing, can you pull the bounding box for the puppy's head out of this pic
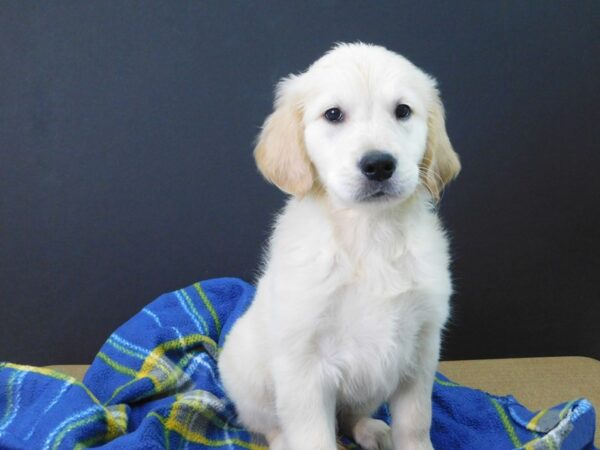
[255,43,460,205]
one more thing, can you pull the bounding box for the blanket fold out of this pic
[0,278,596,449]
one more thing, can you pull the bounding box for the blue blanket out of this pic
[0,278,596,449]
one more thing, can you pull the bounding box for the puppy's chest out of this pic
[317,283,424,405]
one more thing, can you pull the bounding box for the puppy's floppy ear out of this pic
[420,90,461,201]
[254,76,315,197]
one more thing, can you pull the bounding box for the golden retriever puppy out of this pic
[219,42,460,450]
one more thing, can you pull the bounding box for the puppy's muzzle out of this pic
[359,151,397,182]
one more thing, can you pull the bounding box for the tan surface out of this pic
[439,357,600,410]
[46,364,89,382]
[47,357,600,445]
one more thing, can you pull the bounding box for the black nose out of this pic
[359,151,396,181]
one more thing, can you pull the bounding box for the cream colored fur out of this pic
[219,43,460,450]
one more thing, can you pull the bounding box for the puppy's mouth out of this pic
[356,185,400,202]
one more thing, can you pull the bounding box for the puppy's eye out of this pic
[395,104,412,120]
[324,107,344,123]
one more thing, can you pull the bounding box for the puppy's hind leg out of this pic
[339,413,392,450]
[218,312,278,437]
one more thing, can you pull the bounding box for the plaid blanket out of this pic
[0,278,596,449]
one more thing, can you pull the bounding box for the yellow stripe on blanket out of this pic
[194,282,222,335]
[138,334,218,383]
[1,363,102,406]
[528,408,548,429]
[490,397,522,448]
[151,410,267,450]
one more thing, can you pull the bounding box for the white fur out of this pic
[219,43,459,450]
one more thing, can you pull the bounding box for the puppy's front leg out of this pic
[273,356,338,450]
[389,326,440,450]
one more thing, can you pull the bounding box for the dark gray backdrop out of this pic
[1,1,599,365]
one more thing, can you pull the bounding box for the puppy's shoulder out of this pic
[272,197,332,241]
[266,197,336,268]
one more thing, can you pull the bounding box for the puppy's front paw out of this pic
[395,438,434,450]
[266,430,285,450]
[352,418,392,450]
